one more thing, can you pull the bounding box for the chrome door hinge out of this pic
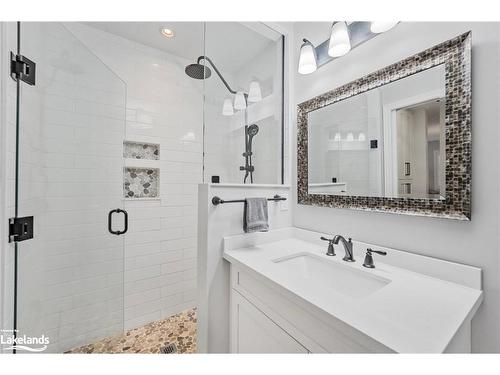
[10,52,36,85]
[9,216,34,243]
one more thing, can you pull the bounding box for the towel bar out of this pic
[211,195,286,206]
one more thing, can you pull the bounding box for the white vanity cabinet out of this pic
[231,291,309,353]
[223,228,483,353]
[229,265,393,353]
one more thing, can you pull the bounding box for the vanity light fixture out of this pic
[346,132,354,141]
[298,22,400,74]
[248,81,262,102]
[222,98,234,116]
[328,22,351,57]
[298,39,317,75]
[234,91,247,110]
[160,27,175,38]
[358,132,366,141]
[370,21,398,33]
[334,132,341,141]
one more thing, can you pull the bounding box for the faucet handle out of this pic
[320,236,335,256]
[367,248,387,256]
[363,248,386,268]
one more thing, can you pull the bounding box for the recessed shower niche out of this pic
[124,167,160,199]
[124,141,160,160]
[123,141,160,199]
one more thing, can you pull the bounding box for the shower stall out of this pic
[0,21,285,353]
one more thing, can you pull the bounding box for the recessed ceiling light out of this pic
[160,27,175,38]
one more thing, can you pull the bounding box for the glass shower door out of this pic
[12,22,126,353]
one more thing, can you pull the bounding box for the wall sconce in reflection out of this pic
[222,98,234,116]
[234,91,247,110]
[248,81,262,102]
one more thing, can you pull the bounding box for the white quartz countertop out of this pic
[223,234,483,353]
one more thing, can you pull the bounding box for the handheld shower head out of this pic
[185,63,211,79]
[242,124,259,184]
[247,124,259,138]
[246,124,259,155]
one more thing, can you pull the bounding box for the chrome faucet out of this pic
[333,235,355,262]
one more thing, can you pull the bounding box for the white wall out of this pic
[67,23,203,331]
[197,183,292,353]
[292,22,500,352]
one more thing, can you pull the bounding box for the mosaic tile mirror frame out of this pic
[297,32,471,220]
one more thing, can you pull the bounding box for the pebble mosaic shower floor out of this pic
[66,308,197,354]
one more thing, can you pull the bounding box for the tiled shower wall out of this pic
[68,23,204,330]
[203,23,284,185]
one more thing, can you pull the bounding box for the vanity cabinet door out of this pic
[231,291,309,353]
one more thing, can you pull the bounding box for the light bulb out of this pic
[370,22,398,33]
[346,132,354,141]
[298,39,317,75]
[328,22,351,57]
[248,81,262,102]
[234,91,247,110]
[334,132,341,141]
[358,132,366,141]
[222,98,234,116]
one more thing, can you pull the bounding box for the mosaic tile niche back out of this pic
[124,168,159,199]
[124,141,160,160]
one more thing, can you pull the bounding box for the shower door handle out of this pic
[108,209,128,235]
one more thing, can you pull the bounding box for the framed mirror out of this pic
[297,32,471,220]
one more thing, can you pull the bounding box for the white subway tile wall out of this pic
[1,21,205,353]
[67,23,204,332]
[203,24,284,185]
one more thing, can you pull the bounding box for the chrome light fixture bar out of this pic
[298,21,399,75]
[370,21,399,33]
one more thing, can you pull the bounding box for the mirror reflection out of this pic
[307,64,446,199]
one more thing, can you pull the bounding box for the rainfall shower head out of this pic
[185,56,238,98]
[185,63,211,79]
[247,124,259,137]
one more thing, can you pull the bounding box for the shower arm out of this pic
[197,56,247,98]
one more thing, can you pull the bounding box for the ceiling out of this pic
[83,22,279,74]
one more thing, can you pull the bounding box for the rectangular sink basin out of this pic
[272,253,390,298]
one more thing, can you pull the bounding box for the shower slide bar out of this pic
[211,195,286,206]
